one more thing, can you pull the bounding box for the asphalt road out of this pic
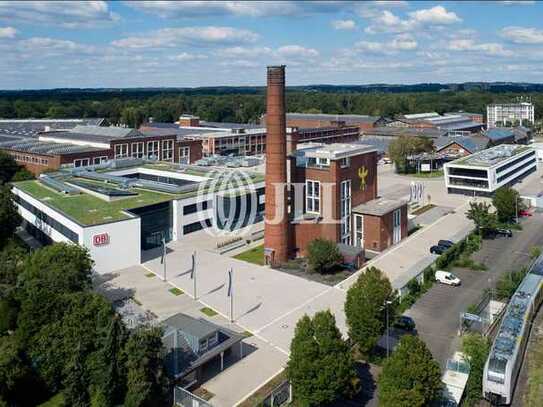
[406,212,543,368]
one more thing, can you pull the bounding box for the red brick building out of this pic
[261,112,385,132]
[0,125,202,175]
[263,66,408,266]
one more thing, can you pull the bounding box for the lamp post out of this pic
[515,196,519,224]
[385,300,393,358]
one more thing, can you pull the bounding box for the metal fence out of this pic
[174,387,214,407]
[261,380,292,407]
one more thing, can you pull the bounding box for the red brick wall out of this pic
[174,139,202,163]
[363,204,408,252]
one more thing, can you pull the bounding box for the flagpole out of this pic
[162,237,167,282]
[228,268,234,323]
[192,251,197,300]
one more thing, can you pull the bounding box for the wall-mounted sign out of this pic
[93,233,110,247]
[358,166,369,191]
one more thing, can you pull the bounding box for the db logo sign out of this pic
[93,233,110,247]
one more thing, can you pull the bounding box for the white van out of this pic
[435,270,461,286]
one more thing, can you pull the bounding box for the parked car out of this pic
[393,316,416,332]
[496,228,513,237]
[430,245,448,255]
[435,270,461,286]
[438,239,454,249]
[520,209,532,217]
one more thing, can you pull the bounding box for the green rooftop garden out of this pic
[14,179,175,225]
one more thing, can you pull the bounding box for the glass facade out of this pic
[128,201,173,250]
[215,187,265,231]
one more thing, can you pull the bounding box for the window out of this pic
[179,146,190,164]
[340,180,351,244]
[183,201,209,215]
[183,218,212,235]
[114,144,128,159]
[355,214,364,248]
[13,195,78,243]
[147,141,160,159]
[207,334,218,348]
[74,158,90,167]
[199,339,208,352]
[306,180,320,214]
[131,142,144,158]
[340,157,350,168]
[162,140,174,162]
[393,208,401,244]
[93,156,108,165]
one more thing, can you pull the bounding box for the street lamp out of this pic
[385,300,393,358]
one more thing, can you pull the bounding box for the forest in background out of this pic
[1,84,543,128]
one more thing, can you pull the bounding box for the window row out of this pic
[114,140,177,161]
[13,195,79,243]
[12,153,49,166]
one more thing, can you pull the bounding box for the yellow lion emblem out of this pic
[358,166,368,191]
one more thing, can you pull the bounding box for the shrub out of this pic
[307,238,342,274]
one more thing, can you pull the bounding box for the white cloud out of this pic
[277,45,319,58]
[19,37,95,53]
[0,26,16,38]
[125,1,360,18]
[364,5,461,34]
[408,6,461,25]
[168,52,208,61]
[448,39,513,56]
[331,19,356,31]
[0,1,119,28]
[112,26,259,49]
[501,26,543,44]
[355,34,417,54]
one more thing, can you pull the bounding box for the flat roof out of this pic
[353,197,407,216]
[363,126,447,139]
[13,161,264,226]
[295,142,376,160]
[447,144,533,168]
[286,112,381,124]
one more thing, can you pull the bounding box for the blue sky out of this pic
[1,1,543,89]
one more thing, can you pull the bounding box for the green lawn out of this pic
[410,170,443,178]
[38,394,65,407]
[234,245,265,265]
[14,179,175,225]
[169,287,184,296]
[200,307,218,317]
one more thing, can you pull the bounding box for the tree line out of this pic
[0,153,170,407]
[1,90,543,128]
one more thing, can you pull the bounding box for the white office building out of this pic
[486,103,534,128]
[444,144,537,196]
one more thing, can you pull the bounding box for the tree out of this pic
[345,267,394,354]
[63,343,90,407]
[0,151,19,184]
[287,311,358,406]
[493,186,522,224]
[0,186,20,248]
[0,336,32,405]
[306,238,342,274]
[124,327,169,407]
[11,168,34,182]
[461,334,490,407]
[466,201,496,236]
[378,335,442,407]
[90,315,127,407]
[388,136,433,174]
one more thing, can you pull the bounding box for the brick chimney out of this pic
[264,66,289,265]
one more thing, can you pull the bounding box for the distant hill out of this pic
[2,82,543,97]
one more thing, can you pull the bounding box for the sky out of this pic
[1,0,543,89]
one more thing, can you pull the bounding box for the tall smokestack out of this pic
[264,66,289,265]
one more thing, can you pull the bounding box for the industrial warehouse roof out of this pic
[362,126,447,139]
[139,126,225,139]
[199,120,264,130]
[0,118,105,138]
[448,144,533,168]
[40,125,145,143]
[12,161,264,225]
[0,137,107,155]
[286,112,382,124]
[483,128,515,142]
[434,136,489,154]
[402,112,440,120]
[353,197,407,216]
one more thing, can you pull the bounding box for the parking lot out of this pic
[406,211,543,367]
